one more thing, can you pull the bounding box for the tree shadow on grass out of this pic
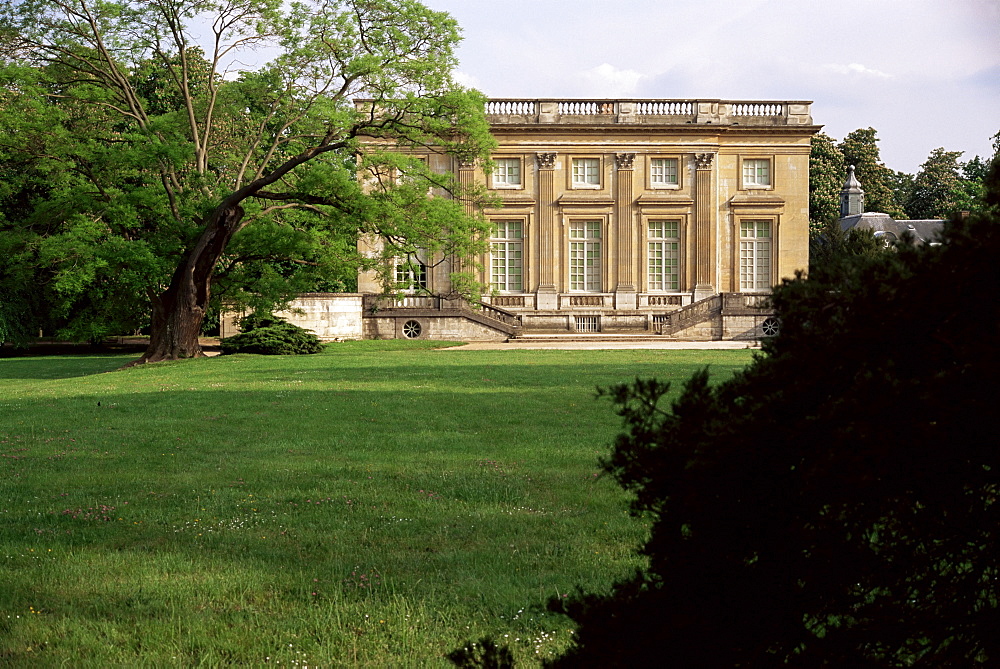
[0,355,133,380]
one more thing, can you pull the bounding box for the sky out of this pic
[423,0,1000,175]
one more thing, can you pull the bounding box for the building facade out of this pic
[255,99,818,342]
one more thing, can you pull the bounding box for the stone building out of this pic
[356,98,817,341]
[838,165,945,246]
[232,99,818,342]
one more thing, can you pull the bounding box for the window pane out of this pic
[648,220,680,291]
[495,158,521,185]
[739,221,771,290]
[743,159,770,186]
[573,158,600,185]
[491,221,524,291]
[651,158,678,185]
[570,221,601,290]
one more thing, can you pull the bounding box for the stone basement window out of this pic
[575,315,601,332]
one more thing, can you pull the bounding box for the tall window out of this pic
[492,158,521,188]
[396,256,427,292]
[650,158,679,187]
[491,220,523,291]
[569,221,601,291]
[739,220,772,291]
[742,159,771,187]
[648,220,680,291]
[571,158,600,187]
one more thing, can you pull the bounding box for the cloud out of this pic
[451,70,481,90]
[823,63,892,79]
[579,63,647,98]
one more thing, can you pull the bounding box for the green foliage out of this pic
[219,315,324,355]
[839,127,906,217]
[953,131,999,215]
[0,0,496,345]
[546,157,1000,667]
[809,220,889,281]
[906,147,965,219]
[808,132,845,233]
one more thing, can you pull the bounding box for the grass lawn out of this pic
[0,341,754,666]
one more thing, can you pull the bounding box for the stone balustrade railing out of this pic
[483,99,812,126]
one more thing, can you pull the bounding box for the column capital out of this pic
[615,153,636,170]
[536,152,557,170]
[695,153,715,170]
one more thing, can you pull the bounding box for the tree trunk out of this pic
[129,204,245,365]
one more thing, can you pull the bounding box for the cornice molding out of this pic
[729,194,786,208]
[635,194,696,207]
[556,194,616,206]
[490,125,823,137]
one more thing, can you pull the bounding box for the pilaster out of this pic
[694,152,716,301]
[457,159,478,217]
[614,153,637,308]
[535,152,558,309]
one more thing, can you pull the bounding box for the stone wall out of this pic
[364,315,509,341]
[221,294,364,341]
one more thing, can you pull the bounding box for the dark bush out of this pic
[220,316,324,355]
[539,157,1000,667]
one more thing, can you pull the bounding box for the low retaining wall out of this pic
[221,294,364,340]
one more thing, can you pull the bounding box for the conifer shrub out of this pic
[219,315,324,355]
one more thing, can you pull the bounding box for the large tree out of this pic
[0,0,494,361]
[906,147,964,219]
[839,127,905,218]
[540,157,1000,667]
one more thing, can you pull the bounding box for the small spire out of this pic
[840,165,864,217]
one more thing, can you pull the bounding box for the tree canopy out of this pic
[906,148,965,219]
[808,132,845,233]
[838,127,905,218]
[544,157,1000,667]
[0,0,495,359]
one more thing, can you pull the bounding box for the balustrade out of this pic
[635,100,694,115]
[730,102,783,116]
[484,100,536,115]
[483,99,808,125]
[491,296,525,308]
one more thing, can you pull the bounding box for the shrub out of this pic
[539,157,1000,667]
[220,316,324,355]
